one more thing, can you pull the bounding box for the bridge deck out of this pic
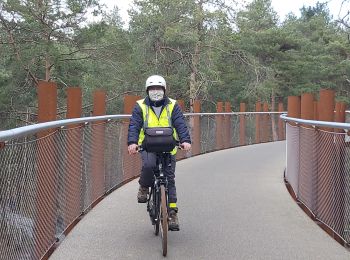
[50,142,350,259]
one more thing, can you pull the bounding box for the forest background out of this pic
[1,0,350,130]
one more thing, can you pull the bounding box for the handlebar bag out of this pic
[142,127,176,152]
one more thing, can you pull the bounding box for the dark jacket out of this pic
[127,96,191,145]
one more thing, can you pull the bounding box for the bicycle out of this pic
[139,144,181,257]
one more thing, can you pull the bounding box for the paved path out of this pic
[50,142,350,259]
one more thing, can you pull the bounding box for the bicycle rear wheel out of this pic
[160,185,168,256]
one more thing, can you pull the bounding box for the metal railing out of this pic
[281,113,350,246]
[0,112,284,260]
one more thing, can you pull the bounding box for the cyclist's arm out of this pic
[171,103,191,144]
[127,104,143,146]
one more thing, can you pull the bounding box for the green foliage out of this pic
[0,0,350,129]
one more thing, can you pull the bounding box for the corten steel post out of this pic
[225,102,232,148]
[255,102,261,144]
[192,100,201,156]
[262,103,269,142]
[278,102,284,140]
[287,96,301,120]
[35,81,57,259]
[176,100,186,160]
[301,93,314,122]
[239,103,246,146]
[299,93,316,213]
[286,96,301,201]
[333,101,346,238]
[91,90,106,203]
[64,87,83,228]
[317,89,336,238]
[122,95,142,182]
[216,102,224,150]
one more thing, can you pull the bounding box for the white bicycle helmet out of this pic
[145,75,166,91]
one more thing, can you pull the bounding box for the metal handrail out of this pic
[280,114,350,131]
[0,112,285,142]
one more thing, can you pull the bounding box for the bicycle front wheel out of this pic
[160,185,168,256]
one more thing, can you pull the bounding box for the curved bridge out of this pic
[50,142,349,259]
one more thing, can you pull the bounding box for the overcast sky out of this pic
[98,0,350,25]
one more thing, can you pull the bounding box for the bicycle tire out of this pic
[160,185,168,256]
[154,189,160,236]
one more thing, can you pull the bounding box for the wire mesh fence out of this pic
[0,113,284,260]
[285,122,350,245]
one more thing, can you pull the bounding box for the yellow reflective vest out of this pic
[137,98,179,155]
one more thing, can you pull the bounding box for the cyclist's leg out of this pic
[139,151,157,187]
[164,154,177,205]
[165,154,180,230]
[138,151,157,202]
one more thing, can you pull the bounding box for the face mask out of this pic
[148,89,164,101]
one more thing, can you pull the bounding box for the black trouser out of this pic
[139,151,177,203]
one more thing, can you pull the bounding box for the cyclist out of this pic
[127,75,191,231]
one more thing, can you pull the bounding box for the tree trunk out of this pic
[189,1,204,112]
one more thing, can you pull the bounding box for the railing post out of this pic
[216,102,224,150]
[35,80,57,259]
[299,93,316,214]
[91,90,106,203]
[255,101,261,144]
[225,102,232,148]
[286,96,301,200]
[239,103,246,146]
[263,102,269,142]
[287,96,301,119]
[301,93,314,121]
[317,89,336,237]
[278,102,284,140]
[65,87,83,228]
[192,100,201,155]
[122,95,142,182]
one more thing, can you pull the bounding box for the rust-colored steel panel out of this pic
[316,89,336,237]
[301,93,314,120]
[93,90,106,116]
[225,102,232,148]
[67,87,82,119]
[0,142,5,149]
[287,96,301,118]
[318,89,335,127]
[240,103,246,145]
[35,81,57,259]
[192,100,201,156]
[123,95,142,182]
[216,102,224,150]
[38,81,57,123]
[255,102,261,144]
[91,90,106,202]
[278,102,284,140]
[262,103,269,142]
[65,87,83,229]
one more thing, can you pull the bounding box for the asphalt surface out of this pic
[50,141,350,259]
